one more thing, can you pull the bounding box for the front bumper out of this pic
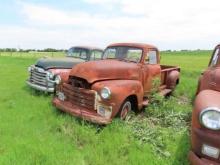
[26,80,54,92]
[189,151,220,165]
[53,98,112,125]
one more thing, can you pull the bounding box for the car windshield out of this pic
[210,48,220,67]
[66,47,89,60]
[103,46,143,63]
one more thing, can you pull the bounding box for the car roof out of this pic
[107,43,157,50]
[70,46,103,51]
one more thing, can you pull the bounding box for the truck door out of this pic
[142,49,161,96]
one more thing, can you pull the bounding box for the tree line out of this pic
[0,48,67,52]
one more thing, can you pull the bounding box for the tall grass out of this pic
[0,50,211,164]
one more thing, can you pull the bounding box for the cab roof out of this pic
[71,46,103,51]
[108,43,158,50]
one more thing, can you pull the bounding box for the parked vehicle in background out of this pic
[189,44,220,165]
[27,46,103,93]
[53,43,180,124]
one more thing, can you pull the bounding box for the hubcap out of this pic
[120,101,131,120]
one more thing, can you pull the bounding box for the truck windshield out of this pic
[66,47,89,60]
[103,47,142,63]
[210,48,220,67]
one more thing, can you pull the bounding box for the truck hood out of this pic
[199,66,220,92]
[35,57,85,70]
[70,60,141,83]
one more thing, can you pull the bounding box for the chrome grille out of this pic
[29,67,48,87]
[62,83,96,110]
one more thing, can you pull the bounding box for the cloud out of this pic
[83,0,119,5]
[1,0,220,49]
[21,3,90,26]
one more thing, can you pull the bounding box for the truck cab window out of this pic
[104,48,116,58]
[146,50,157,64]
[91,50,102,60]
[80,51,87,59]
[103,47,142,62]
[67,48,88,60]
[210,48,219,67]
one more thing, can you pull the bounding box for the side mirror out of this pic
[145,57,149,63]
[201,70,205,75]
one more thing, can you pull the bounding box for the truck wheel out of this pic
[118,100,132,120]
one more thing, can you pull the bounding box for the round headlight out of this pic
[47,72,54,80]
[54,75,61,85]
[100,87,111,99]
[200,107,220,130]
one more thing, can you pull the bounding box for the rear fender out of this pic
[166,70,180,89]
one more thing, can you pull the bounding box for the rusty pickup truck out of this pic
[53,43,180,124]
[189,44,220,165]
[27,46,103,93]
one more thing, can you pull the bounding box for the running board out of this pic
[159,89,172,96]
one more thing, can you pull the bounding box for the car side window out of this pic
[210,48,219,67]
[91,50,102,60]
[80,51,88,59]
[145,50,157,64]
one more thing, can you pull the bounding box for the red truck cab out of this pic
[53,43,180,124]
[189,44,220,165]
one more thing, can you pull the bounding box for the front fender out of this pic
[191,89,220,161]
[192,89,220,129]
[92,80,143,117]
[49,69,71,82]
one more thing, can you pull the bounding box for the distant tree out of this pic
[3,48,17,52]
[43,48,58,52]
[0,48,66,52]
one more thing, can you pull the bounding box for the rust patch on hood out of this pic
[70,60,141,83]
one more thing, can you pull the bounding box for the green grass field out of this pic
[0,51,211,165]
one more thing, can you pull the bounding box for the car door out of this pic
[142,49,161,96]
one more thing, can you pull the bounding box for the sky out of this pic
[0,0,220,50]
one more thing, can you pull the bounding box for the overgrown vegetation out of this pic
[126,79,191,158]
[0,50,211,164]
